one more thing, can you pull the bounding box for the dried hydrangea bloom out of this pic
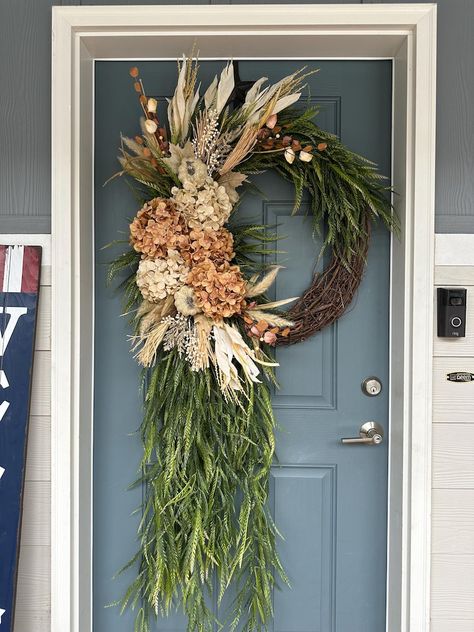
[130,197,189,259]
[188,227,234,265]
[187,259,246,320]
[177,157,208,188]
[172,178,233,231]
[136,250,189,303]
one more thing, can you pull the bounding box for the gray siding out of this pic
[0,0,473,233]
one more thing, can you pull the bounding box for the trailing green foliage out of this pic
[119,351,287,632]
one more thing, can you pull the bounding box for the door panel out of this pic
[94,59,392,632]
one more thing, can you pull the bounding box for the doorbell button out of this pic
[451,316,462,328]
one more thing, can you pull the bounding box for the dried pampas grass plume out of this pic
[246,309,294,328]
[245,266,282,298]
[132,320,170,367]
[132,296,175,366]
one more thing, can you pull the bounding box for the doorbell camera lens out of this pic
[450,296,463,306]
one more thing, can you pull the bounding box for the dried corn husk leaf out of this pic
[204,74,218,109]
[271,92,301,115]
[215,62,235,116]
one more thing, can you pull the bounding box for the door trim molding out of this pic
[51,5,437,632]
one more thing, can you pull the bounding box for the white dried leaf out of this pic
[215,62,235,116]
[245,77,268,105]
[204,75,218,109]
[272,92,301,115]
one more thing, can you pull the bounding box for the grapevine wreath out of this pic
[108,55,396,632]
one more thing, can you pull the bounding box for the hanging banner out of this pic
[0,245,42,631]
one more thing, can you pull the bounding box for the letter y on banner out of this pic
[0,245,41,631]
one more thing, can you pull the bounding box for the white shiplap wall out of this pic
[431,236,474,631]
[6,234,474,630]
[0,237,51,632]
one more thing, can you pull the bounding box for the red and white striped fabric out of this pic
[0,246,41,293]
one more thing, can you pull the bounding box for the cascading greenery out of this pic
[118,351,286,632]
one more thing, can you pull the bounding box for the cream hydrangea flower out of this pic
[172,178,233,231]
[136,250,189,303]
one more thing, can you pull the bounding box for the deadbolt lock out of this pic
[362,376,382,397]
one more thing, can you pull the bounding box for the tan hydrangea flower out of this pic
[187,260,246,320]
[171,178,233,231]
[188,227,234,265]
[130,197,189,259]
[136,251,189,303]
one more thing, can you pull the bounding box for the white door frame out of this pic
[51,4,437,632]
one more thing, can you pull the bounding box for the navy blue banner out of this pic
[0,250,41,630]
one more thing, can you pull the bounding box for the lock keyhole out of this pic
[362,377,382,397]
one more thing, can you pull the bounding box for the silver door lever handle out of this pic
[341,421,384,446]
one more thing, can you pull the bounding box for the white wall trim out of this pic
[0,234,51,266]
[435,234,474,266]
[51,5,437,632]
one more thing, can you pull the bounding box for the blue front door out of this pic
[94,59,391,632]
